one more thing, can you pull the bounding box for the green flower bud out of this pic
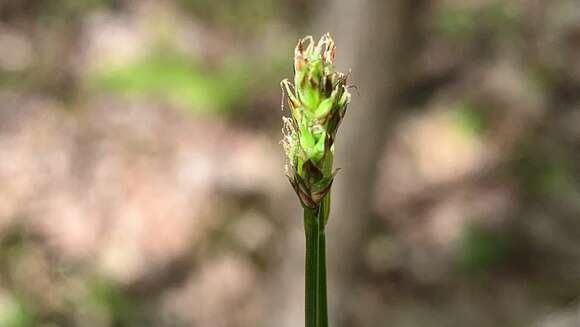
[281,33,351,209]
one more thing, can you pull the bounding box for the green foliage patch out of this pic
[91,50,250,115]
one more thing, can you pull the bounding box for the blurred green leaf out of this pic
[179,0,274,32]
[434,7,476,41]
[0,294,34,327]
[453,102,488,138]
[435,1,520,41]
[511,143,577,198]
[90,50,250,115]
[86,277,135,325]
[456,225,510,276]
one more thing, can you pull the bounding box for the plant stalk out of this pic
[317,199,328,327]
[304,157,332,327]
[283,34,349,327]
[304,207,320,327]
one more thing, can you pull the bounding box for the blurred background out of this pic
[1,0,580,326]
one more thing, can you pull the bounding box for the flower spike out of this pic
[281,34,351,209]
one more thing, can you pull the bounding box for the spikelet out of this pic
[281,34,351,209]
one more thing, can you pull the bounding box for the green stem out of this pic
[304,207,319,327]
[317,215,328,327]
[305,153,333,327]
[304,203,330,327]
[317,153,332,327]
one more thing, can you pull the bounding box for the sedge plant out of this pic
[281,33,351,327]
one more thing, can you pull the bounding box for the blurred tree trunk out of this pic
[269,1,425,326]
[323,1,425,325]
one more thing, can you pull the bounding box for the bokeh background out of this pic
[1,0,580,326]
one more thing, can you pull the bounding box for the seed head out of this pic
[281,33,351,209]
